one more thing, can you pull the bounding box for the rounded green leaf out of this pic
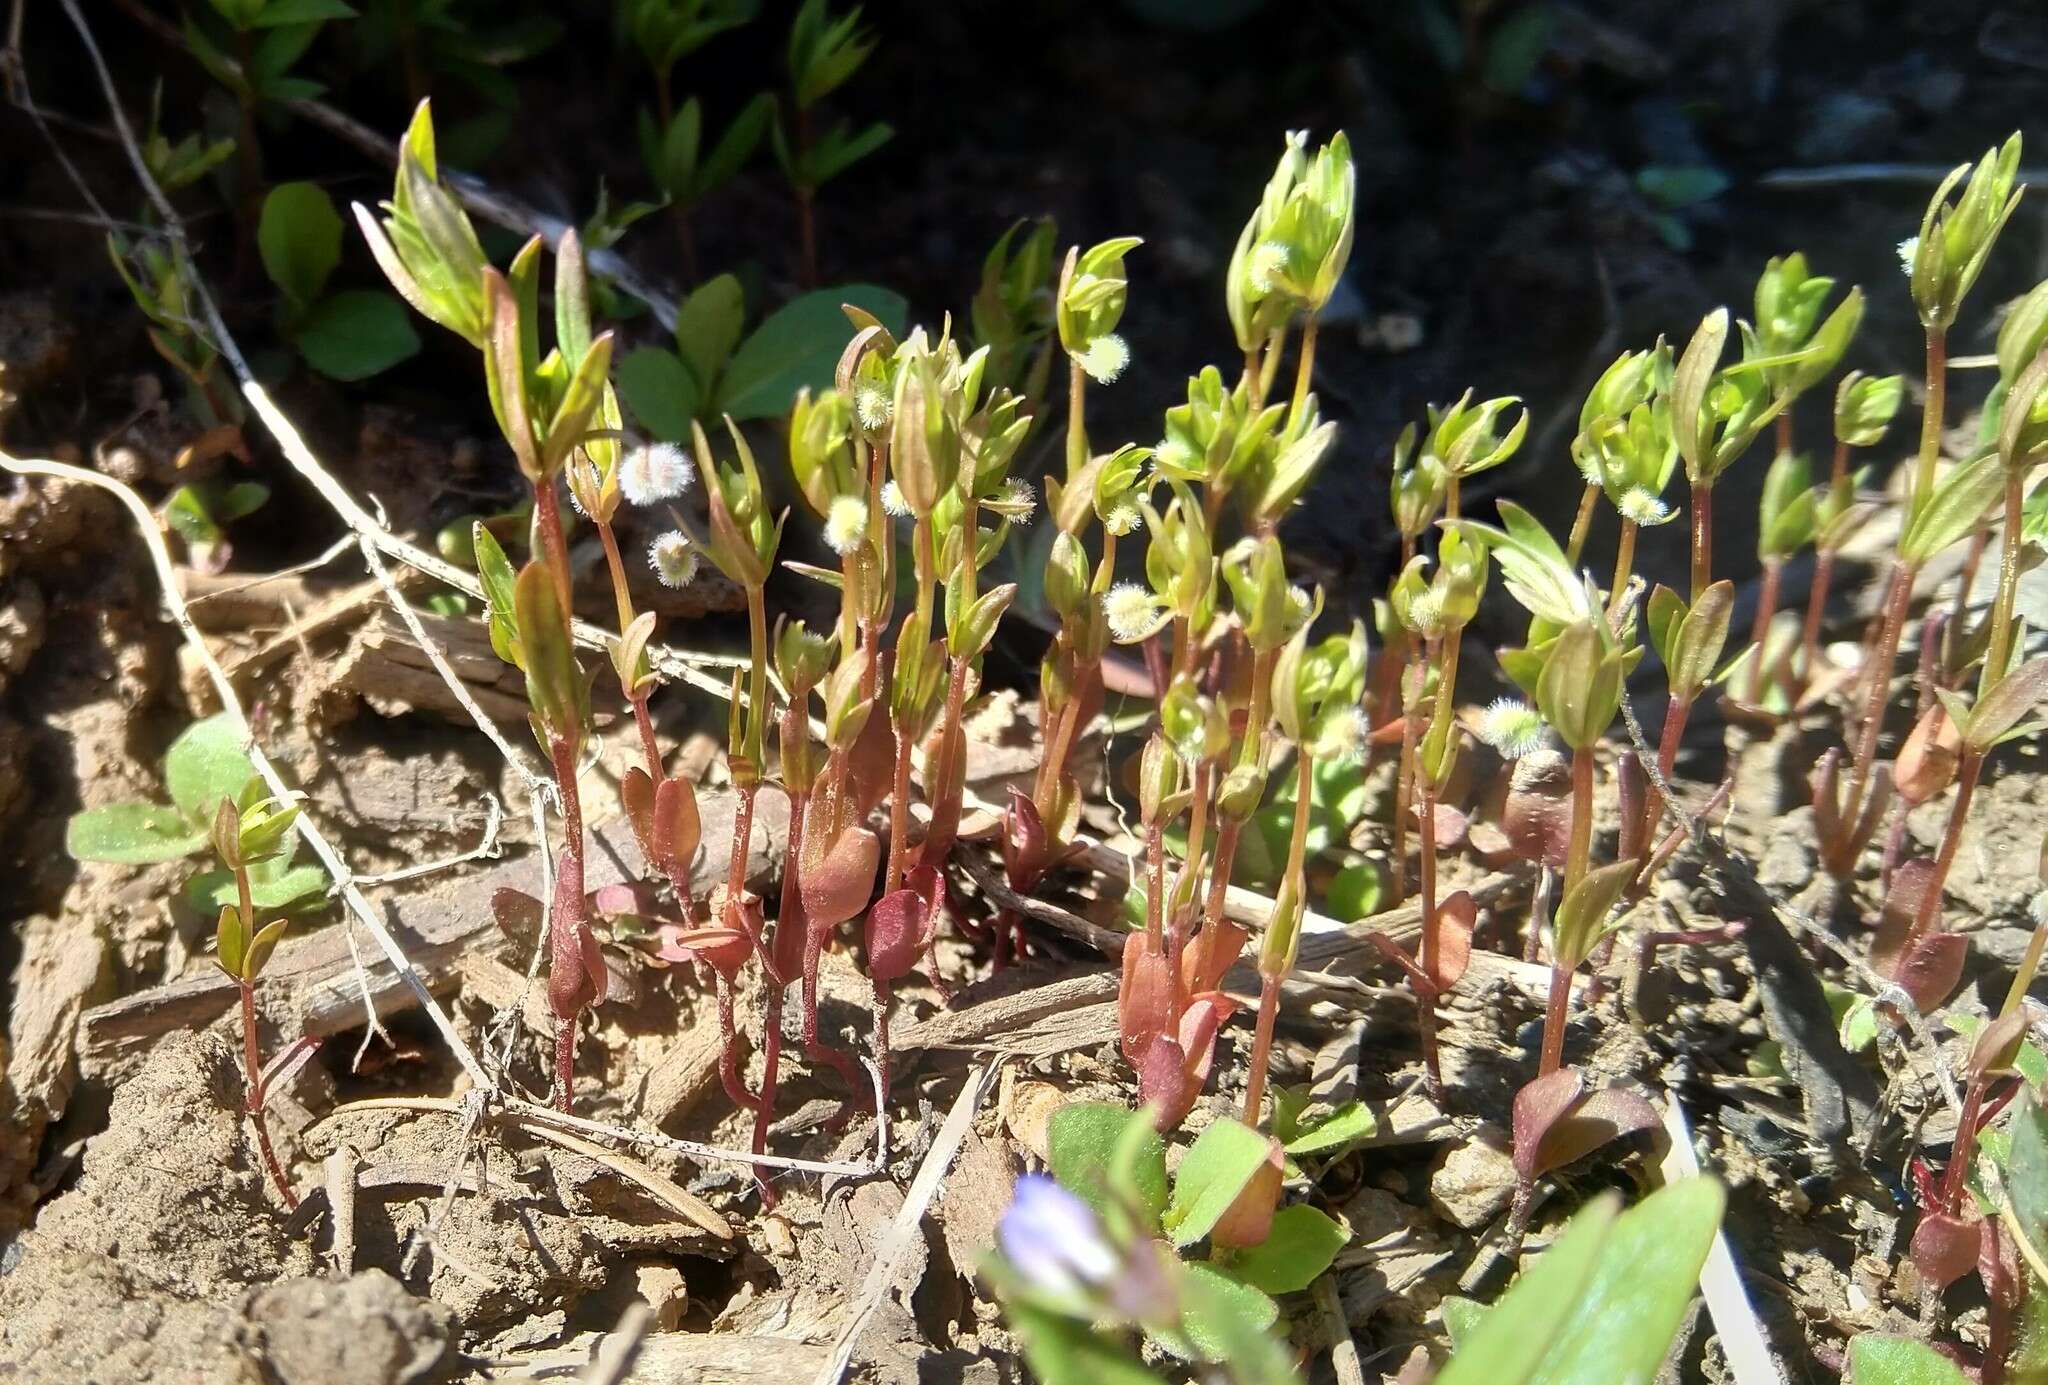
[617,346,700,443]
[294,290,422,381]
[163,715,260,823]
[259,181,342,310]
[65,801,209,864]
[1845,1335,1971,1385]
[1170,1264,1280,1364]
[1047,1101,1166,1230]
[1226,1204,1349,1295]
[719,285,908,421]
[1164,1118,1271,1248]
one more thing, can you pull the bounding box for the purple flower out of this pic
[997,1175,1119,1299]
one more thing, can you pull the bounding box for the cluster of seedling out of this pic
[77,48,2048,1368]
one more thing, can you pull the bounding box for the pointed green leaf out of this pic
[1163,1118,1270,1248]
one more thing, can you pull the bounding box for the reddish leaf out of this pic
[1428,890,1476,994]
[1139,1035,1195,1133]
[1895,704,1961,806]
[800,825,880,927]
[1512,1067,1587,1182]
[1118,932,1176,1064]
[1872,858,1937,974]
[864,867,943,983]
[492,888,544,947]
[1001,787,1051,890]
[1427,799,1470,852]
[850,693,897,819]
[653,923,752,979]
[1209,1140,1285,1249]
[1910,1209,1980,1292]
[1183,918,1249,997]
[1968,1008,2028,1081]
[1981,1217,2021,1312]
[652,775,702,878]
[1513,1067,1661,1182]
[621,766,657,862]
[1895,931,1967,1013]
[1467,819,1513,864]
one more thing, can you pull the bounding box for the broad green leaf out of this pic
[617,347,700,443]
[1163,1118,1270,1248]
[1226,1204,1348,1295]
[213,482,270,524]
[294,290,421,381]
[1324,860,1383,921]
[259,182,342,311]
[675,274,746,392]
[1280,1099,1377,1157]
[64,801,208,863]
[1436,1194,1618,1385]
[2008,1090,2048,1275]
[1846,1335,1972,1385]
[1169,1264,1282,1368]
[1008,1303,1165,1385]
[1047,1101,1166,1230]
[186,854,327,913]
[1551,858,1640,971]
[1901,451,2002,565]
[163,715,260,823]
[719,285,907,421]
[472,522,522,670]
[1523,1177,1724,1385]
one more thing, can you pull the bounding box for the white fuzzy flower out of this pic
[855,386,892,433]
[1078,333,1129,385]
[880,479,912,518]
[1897,236,1919,277]
[823,493,869,555]
[1103,582,1165,643]
[618,443,695,508]
[1001,476,1037,524]
[1102,499,1144,536]
[1250,240,1291,292]
[1478,697,1549,760]
[648,530,699,588]
[1318,705,1372,761]
[1617,486,1672,526]
[1405,588,1446,638]
[1155,437,1196,476]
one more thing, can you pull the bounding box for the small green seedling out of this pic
[772,0,891,282]
[259,182,421,380]
[164,479,270,574]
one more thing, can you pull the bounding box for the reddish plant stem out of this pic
[1639,694,1691,852]
[1417,776,1445,1104]
[1144,820,1167,953]
[1938,1072,1990,1216]
[1775,410,1794,459]
[1538,961,1572,1078]
[1193,817,1243,980]
[714,974,758,1112]
[885,724,915,890]
[751,986,785,1208]
[1800,547,1837,680]
[1390,652,1422,906]
[1241,972,1281,1124]
[1564,745,1595,900]
[1848,562,1916,812]
[1743,558,1783,705]
[532,480,575,625]
[239,980,297,1209]
[1907,748,1984,954]
[1689,479,1714,603]
[549,734,590,1113]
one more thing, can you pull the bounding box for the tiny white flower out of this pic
[1250,240,1291,292]
[618,442,695,508]
[1102,499,1144,536]
[1405,588,1446,638]
[1103,582,1165,643]
[1897,236,1919,277]
[1318,705,1372,761]
[855,385,892,433]
[823,493,869,555]
[1617,486,1672,526]
[1001,476,1037,524]
[1078,333,1129,385]
[880,479,912,518]
[1155,437,1196,476]
[648,530,699,588]
[1478,697,1549,760]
